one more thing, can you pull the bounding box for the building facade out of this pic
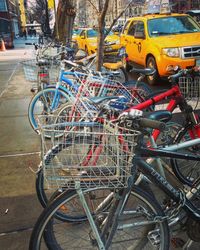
[0,0,20,39]
[75,0,200,28]
[170,0,200,13]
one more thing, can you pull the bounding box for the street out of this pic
[0,37,200,250]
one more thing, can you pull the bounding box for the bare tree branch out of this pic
[87,0,99,14]
[101,0,110,20]
[105,0,134,38]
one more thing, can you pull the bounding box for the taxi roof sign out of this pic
[144,0,171,15]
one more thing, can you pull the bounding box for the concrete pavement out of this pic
[0,38,41,250]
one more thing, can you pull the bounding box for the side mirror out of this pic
[80,35,85,39]
[134,31,145,39]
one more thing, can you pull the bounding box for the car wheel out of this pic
[146,56,160,85]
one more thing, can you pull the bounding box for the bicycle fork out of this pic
[75,181,105,250]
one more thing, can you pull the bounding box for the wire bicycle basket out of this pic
[67,72,148,119]
[21,59,60,88]
[37,115,140,189]
[179,76,200,108]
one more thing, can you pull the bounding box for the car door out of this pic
[123,20,138,62]
[78,30,86,50]
[132,21,146,65]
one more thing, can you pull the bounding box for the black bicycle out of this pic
[29,112,200,250]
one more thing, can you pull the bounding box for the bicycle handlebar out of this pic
[168,67,200,83]
[118,109,166,132]
[138,118,166,131]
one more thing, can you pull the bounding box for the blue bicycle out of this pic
[28,61,154,134]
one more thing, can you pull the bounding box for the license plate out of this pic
[196,59,200,66]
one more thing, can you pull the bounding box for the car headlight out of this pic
[162,48,180,57]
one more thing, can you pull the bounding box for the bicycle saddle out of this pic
[145,110,172,123]
[131,68,156,76]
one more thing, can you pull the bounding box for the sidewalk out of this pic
[0,44,41,250]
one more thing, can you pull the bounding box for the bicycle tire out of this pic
[29,186,169,250]
[170,127,200,186]
[28,87,70,132]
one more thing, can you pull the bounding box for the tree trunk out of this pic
[56,0,76,44]
[96,0,110,71]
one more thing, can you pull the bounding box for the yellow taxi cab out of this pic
[76,28,121,55]
[120,13,200,84]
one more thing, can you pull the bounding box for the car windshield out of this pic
[87,29,114,37]
[73,29,82,35]
[148,16,200,37]
[87,29,98,37]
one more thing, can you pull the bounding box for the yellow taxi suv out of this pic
[76,28,121,55]
[121,13,200,85]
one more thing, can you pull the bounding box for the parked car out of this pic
[76,28,121,55]
[121,13,200,85]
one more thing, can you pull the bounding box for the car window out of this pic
[122,20,130,34]
[148,16,200,37]
[135,21,144,33]
[80,30,85,37]
[73,29,82,35]
[87,29,98,37]
[127,21,137,36]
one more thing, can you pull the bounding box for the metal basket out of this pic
[179,76,200,99]
[38,115,140,189]
[68,73,146,119]
[21,59,38,82]
[21,59,60,84]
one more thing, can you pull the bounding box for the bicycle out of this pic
[29,112,200,250]
[35,66,200,209]
[27,61,153,134]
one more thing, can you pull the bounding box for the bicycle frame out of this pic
[135,136,200,214]
[127,85,200,141]
[77,136,200,249]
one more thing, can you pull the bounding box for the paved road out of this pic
[0,38,199,249]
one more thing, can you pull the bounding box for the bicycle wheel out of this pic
[28,87,70,131]
[170,127,200,186]
[124,81,153,99]
[29,186,169,250]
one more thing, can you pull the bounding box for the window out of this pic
[80,30,85,37]
[148,16,200,37]
[127,21,137,36]
[0,0,7,11]
[122,20,130,34]
[135,21,144,33]
[87,29,98,37]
